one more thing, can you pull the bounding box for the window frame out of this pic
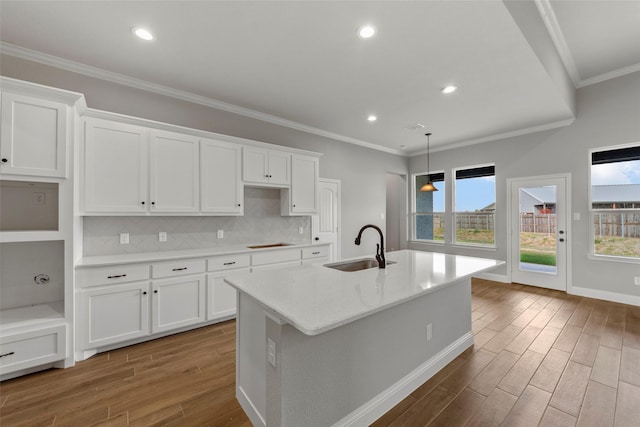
[410,170,446,244]
[452,163,496,248]
[588,143,640,263]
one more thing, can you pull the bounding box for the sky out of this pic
[428,176,496,212]
[591,160,640,185]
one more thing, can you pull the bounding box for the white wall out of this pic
[0,54,408,259]
[409,71,640,301]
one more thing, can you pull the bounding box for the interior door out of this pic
[509,175,569,291]
[312,179,340,262]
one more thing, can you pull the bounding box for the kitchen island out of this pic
[224,249,503,427]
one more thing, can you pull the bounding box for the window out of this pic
[591,145,640,260]
[454,165,495,246]
[413,172,445,241]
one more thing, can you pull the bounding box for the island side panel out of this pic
[236,294,268,426]
[270,278,473,426]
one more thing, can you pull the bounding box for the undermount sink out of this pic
[324,258,397,272]
[247,243,293,249]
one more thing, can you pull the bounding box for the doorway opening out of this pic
[386,173,407,252]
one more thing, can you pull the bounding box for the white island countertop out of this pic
[225,249,504,336]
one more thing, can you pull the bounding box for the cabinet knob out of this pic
[151,201,155,206]
[237,203,241,207]
[143,291,147,295]
[154,290,158,294]
[141,201,145,205]
[1,158,7,163]
[292,204,296,207]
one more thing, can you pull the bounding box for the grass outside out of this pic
[520,251,556,266]
[595,236,640,257]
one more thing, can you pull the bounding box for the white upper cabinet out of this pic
[0,92,68,178]
[82,119,199,214]
[282,154,319,215]
[200,139,243,215]
[149,130,199,213]
[83,118,148,213]
[242,147,290,186]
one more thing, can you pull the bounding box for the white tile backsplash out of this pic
[83,188,310,256]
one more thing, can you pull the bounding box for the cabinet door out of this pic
[83,118,148,213]
[152,274,205,333]
[290,155,319,214]
[242,147,269,184]
[149,131,199,213]
[267,151,291,185]
[207,268,248,320]
[81,282,151,349]
[0,92,67,178]
[201,139,243,214]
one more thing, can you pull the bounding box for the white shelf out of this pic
[0,302,65,333]
[0,231,64,243]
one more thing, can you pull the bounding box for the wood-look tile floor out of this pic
[2,279,640,426]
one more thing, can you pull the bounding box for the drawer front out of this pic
[251,249,301,266]
[0,325,66,374]
[207,254,251,272]
[152,259,206,279]
[302,245,329,259]
[77,264,150,288]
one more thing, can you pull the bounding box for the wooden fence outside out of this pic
[428,211,640,238]
[520,213,556,234]
[593,211,640,239]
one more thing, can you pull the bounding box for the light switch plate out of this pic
[119,233,129,244]
[217,230,224,239]
[159,232,167,242]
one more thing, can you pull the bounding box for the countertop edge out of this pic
[76,241,330,268]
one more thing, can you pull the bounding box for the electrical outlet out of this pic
[267,338,277,367]
[33,192,45,205]
[426,323,433,342]
[634,276,640,286]
[120,233,129,244]
[298,226,304,235]
[159,232,167,242]
[217,229,224,239]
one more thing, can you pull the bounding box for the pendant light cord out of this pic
[426,132,432,179]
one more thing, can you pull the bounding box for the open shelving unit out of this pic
[0,76,85,380]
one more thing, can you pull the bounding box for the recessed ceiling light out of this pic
[367,114,377,122]
[441,85,458,94]
[133,27,154,41]
[358,25,376,39]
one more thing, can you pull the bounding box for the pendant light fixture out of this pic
[419,133,438,192]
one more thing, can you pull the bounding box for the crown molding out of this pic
[534,0,581,87]
[577,63,640,88]
[0,42,405,157]
[409,118,575,156]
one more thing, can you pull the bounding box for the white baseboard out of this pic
[237,385,266,427]
[333,332,474,427]
[569,286,640,307]
[475,272,509,283]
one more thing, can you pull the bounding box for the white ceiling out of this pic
[1,1,639,156]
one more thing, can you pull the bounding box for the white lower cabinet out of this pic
[152,275,205,333]
[0,324,66,375]
[76,244,331,355]
[81,281,151,348]
[206,253,250,320]
[207,273,244,320]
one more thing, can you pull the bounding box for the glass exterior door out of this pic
[510,176,568,291]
